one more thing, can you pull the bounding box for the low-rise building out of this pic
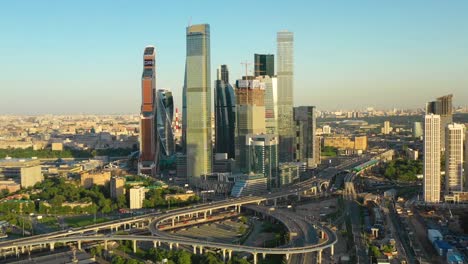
[0,158,43,188]
[80,171,111,189]
[51,142,63,151]
[0,180,21,193]
[324,135,368,151]
[230,174,267,197]
[406,148,419,160]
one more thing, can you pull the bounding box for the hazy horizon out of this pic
[1,1,468,114]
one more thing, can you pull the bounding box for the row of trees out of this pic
[0,147,134,159]
[0,147,91,159]
[106,247,251,264]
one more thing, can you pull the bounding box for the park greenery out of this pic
[0,177,200,221]
[321,146,338,157]
[379,158,422,182]
[0,147,134,159]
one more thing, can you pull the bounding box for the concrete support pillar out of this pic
[153,241,158,248]
[14,246,18,255]
[285,253,289,260]
[169,243,173,250]
[77,240,82,251]
[331,244,334,256]
[172,218,175,227]
[199,246,203,254]
[209,209,212,215]
[204,211,207,219]
[321,230,325,239]
[253,253,257,264]
[104,240,108,250]
[193,245,197,254]
[317,249,322,264]
[222,249,226,262]
[49,243,55,252]
[175,243,179,249]
[195,212,198,218]
[262,253,266,259]
[237,204,241,213]
[133,240,137,253]
[158,241,161,247]
[228,250,232,260]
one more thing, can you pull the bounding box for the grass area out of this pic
[64,215,110,228]
[37,216,61,230]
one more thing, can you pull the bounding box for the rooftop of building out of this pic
[0,157,40,167]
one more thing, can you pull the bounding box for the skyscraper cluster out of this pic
[423,94,467,203]
[139,24,317,189]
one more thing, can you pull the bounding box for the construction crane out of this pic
[240,61,252,78]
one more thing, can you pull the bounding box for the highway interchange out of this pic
[0,154,377,264]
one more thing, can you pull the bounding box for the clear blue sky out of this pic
[1,0,467,114]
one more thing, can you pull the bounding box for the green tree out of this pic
[116,194,127,208]
[175,250,192,264]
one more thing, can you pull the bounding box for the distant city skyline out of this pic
[1,1,468,114]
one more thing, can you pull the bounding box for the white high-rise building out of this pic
[413,122,423,138]
[424,114,441,203]
[465,130,468,191]
[129,186,146,209]
[382,121,392,135]
[445,124,465,193]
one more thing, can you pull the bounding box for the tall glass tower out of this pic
[184,24,212,184]
[277,31,294,162]
[254,54,274,77]
[215,65,236,159]
[294,106,317,169]
[156,89,175,158]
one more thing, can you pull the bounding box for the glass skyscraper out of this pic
[277,31,294,162]
[156,89,175,158]
[215,65,236,159]
[184,24,212,184]
[257,75,278,135]
[246,134,279,188]
[294,106,317,169]
[254,54,274,77]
